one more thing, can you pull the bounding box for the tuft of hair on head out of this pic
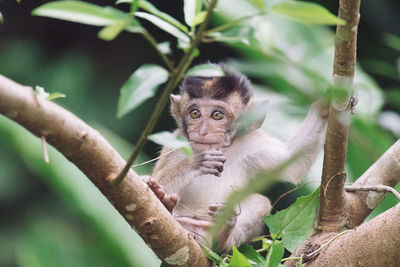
[180,63,253,105]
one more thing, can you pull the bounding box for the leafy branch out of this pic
[113,0,218,183]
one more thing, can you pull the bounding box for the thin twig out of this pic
[281,256,302,263]
[271,180,318,208]
[323,171,346,197]
[307,230,351,258]
[113,0,219,184]
[41,136,49,164]
[141,31,173,71]
[345,185,400,201]
[131,147,180,168]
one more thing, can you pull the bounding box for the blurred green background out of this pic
[0,0,399,266]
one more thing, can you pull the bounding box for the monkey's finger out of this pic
[163,194,178,213]
[153,188,166,200]
[202,161,224,172]
[208,211,218,219]
[200,167,221,176]
[147,177,162,189]
[208,205,219,212]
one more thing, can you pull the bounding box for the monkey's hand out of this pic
[208,201,238,247]
[194,150,227,177]
[144,176,178,213]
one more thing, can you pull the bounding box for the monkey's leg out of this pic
[219,194,271,251]
[144,177,178,213]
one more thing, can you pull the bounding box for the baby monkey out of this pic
[144,64,328,251]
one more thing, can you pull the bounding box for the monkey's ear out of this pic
[237,99,269,135]
[170,94,182,123]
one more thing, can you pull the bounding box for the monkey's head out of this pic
[171,65,265,152]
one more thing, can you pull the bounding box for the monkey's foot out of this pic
[145,177,178,213]
[208,201,238,227]
[196,150,227,177]
[208,201,238,248]
[176,217,212,243]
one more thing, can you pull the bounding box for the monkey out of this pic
[143,64,329,251]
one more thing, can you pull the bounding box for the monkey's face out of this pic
[183,98,237,152]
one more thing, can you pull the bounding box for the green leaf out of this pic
[238,244,265,266]
[32,1,127,26]
[246,0,265,11]
[157,41,172,55]
[98,19,127,41]
[270,1,345,25]
[139,1,189,33]
[186,64,225,77]
[207,26,254,45]
[192,11,207,27]
[384,33,400,52]
[0,11,3,23]
[118,0,189,33]
[236,99,269,137]
[148,131,192,157]
[47,92,66,101]
[265,240,284,267]
[264,188,320,252]
[134,12,190,42]
[117,64,168,118]
[35,86,67,102]
[228,246,252,267]
[199,243,223,265]
[184,0,202,27]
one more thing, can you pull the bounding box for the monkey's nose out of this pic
[199,122,209,136]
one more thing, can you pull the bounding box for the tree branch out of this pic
[306,204,400,266]
[0,75,210,267]
[345,139,400,227]
[318,0,361,231]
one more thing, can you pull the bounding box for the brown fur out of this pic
[146,64,329,250]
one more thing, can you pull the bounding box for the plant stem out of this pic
[113,0,219,184]
[142,31,173,71]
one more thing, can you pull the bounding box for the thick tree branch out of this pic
[318,0,361,231]
[345,139,400,227]
[306,203,400,266]
[0,75,210,267]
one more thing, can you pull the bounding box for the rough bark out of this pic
[346,139,400,227]
[305,203,400,267]
[0,75,210,267]
[318,0,361,231]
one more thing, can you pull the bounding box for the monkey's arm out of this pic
[243,101,327,183]
[283,101,328,182]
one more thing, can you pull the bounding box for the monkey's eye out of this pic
[189,109,201,119]
[211,110,225,120]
